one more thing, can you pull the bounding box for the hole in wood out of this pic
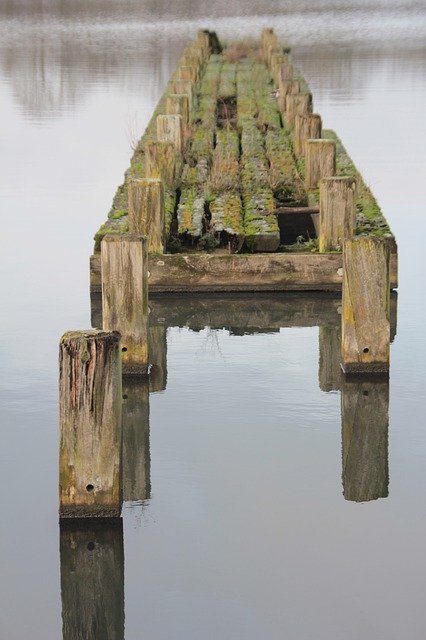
[363,347,369,354]
[87,542,95,551]
[122,346,128,352]
[122,394,128,400]
[86,484,94,492]
[363,390,369,396]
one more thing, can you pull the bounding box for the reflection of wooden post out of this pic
[305,139,336,189]
[294,113,322,156]
[60,521,124,640]
[148,325,168,392]
[90,291,102,329]
[341,379,389,501]
[157,114,183,154]
[144,141,176,186]
[122,377,151,503]
[101,235,148,375]
[285,93,312,128]
[319,325,342,392]
[166,94,189,124]
[319,177,356,252]
[59,330,122,519]
[341,236,390,374]
[128,178,165,253]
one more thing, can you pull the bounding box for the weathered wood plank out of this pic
[305,139,336,189]
[319,176,356,252]
[128,178,166,253]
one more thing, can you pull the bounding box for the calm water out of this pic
[1,1,426,638]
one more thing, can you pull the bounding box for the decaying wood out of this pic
[59,330,122,518]
[128,178,166,253]
[341,378,389,501]
[101,235,148,375]
[166,93,189,124]
[60,521,124,639]
[122,377,151,503]
[305,139,336,189]
[341,236,390,374]
[157,114,184,153]
[285,93,313,129]
[274,206,319,215]
[144,141,176,186]
[294,113,322,156]
[319,176,356,252]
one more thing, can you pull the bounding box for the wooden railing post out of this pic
[101,235,148,375]
[128,178,165,253]
[341,236,391,374]
[59,330,122,519]
[319,176,356,252]
[294,113,322,156]
[305,139,336,189]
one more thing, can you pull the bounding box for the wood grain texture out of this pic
[128,178,165,253]
[319,176,356,252]
[144,141,176,187]
[156,114,183,153]
[341,378,389,501]
[166,93,189,124]
[101,235,148,375]
[60,521,124,639]
[122,377,151,503]
[59,330,122,518]
[178,65,198,83]
[341,236,390,374]
[294,113,322,157]
[277,79,300,112]
[168,79,194,108]
[285,93,313,128]
[305,139,336,189]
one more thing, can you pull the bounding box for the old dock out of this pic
[59,29,398,521]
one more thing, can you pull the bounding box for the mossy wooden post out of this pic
[285,93,313,128]
[128,178,165,253]
[59,330,122,519]
[144,141,176,187]
[166,94,189,124]
[157,114,183,154]
[319,324,342,392]
[294,113,322,156]
[341,236,390,374]
[122,377,151,503]
[319,177,356,252]
[277,79,300,112]
[341,378,389,501]
[178,65,198,83]
[305,139,336,189]
[101,235,148,375]
[169,79,193,108]
[60,520,124,640]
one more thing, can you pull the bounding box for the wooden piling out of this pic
[101,235,149,375]
[277,79,300,112]
[168,79,194,108]
[144,141,176,187]
[294,113,322,156]
[305,139,336,189]
[128,178,166,253]
[166,93,189,124]
[122,377,151,503]
[60,520,124,639]
[319,176,356,252]
[341,236,390,374]
[279,59,294,81]
[341,378,389,501]
[157,114,183,154]
[178,65,198,83]
[285,93,313,128]
[59,330,122,519]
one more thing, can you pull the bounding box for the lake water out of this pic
[1,1,426,638]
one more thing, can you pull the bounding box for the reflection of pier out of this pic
[60,520,124,640]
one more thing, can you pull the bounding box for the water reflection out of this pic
[60,520,124,640]
[122,377,151,503]
[341,378,389,502]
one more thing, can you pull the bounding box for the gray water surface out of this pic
[1,1,426,638]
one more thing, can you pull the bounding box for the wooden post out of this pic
[277,79,300,112]
[101,235,148,375]
[319,324,342,392]
[166,93,189,124]
[294,113,322,156]
[178,65,198,83]
[305,139,336,189]
[59,330,122,519]
[157,114,183,154]
[128,178,165,253]
[148,324,168,393]
[60,520,124,639]
[341,236,390,374]
[122,377,151,503]
[279,59,293,81]
[285,93,313,128]
[319,177,356,252]
[169,79,193,108]
[341,378,389,501]
[144,141,175,187]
